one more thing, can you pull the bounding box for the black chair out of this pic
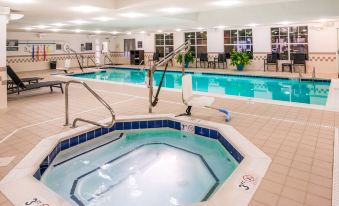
[292,53,307,74]
[264,53,279,72]
[148,52,160,66]
[7,66,64,95]
[196,53,208,68]
[215,53,227,69]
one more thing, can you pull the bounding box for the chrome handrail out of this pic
[148,39,191,113]
[64,80,116,128]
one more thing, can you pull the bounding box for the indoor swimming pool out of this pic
[70,68,331,106]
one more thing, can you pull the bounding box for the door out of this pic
[124,39,136,56]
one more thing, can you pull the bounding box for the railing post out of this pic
[64,82,70,126]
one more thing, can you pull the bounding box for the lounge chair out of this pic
[292,53,307,74]
[7,76,43,91]
[6,66,64,95]
[148,52,160,66]
[178,74,231,121]
[264,53,279,72]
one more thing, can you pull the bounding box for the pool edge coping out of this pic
[0,114,271,206]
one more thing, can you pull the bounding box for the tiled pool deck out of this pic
[0,67,338,206]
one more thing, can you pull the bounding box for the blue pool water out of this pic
[42,129,238,206]
[70,68,331,105]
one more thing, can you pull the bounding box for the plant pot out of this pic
[184,62,189,68]
[236,64,245,71]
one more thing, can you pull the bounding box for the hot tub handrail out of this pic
[64,80,116,128]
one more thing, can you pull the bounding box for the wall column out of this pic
[0,7,9,109]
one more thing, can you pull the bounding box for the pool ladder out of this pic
[64,80,116,128]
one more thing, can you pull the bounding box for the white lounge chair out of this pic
[56,59,71,73]
[180,74,231,122]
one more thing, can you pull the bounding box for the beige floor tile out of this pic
[281,186,306,203]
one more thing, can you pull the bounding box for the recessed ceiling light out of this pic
[73,29,83,33]
[50,28,62,32]
[119,12,145,18]
[160,7,185,13]
[70,20,89,25]
[9,13,24,20]
[215,25,228,29]
[126,31,132,35]
[279,21,292,25]
[23,27,33,31]
[94,30,102,34]
[139,31,146,34]
[33,25,50,29]
[93,16,115,22]
[70,5,101,13]
[111,31,120,35]
[212,0,241,7]
[175,28,182,32]
[316,18,331,23]
[196,27,204,30]
[51,23,67,27]
[157,30,163,33]
[247,23,258,27]
[4,0,34,4]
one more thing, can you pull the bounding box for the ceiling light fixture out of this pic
[247,23,258,27]
[70,19,89,25]
[9,13,24,20]
[126,31,132,35]
[50,28,61,32]
[215,25,228,29]
[111,31,120,35]
[93,16,115,22]
[196,27,204,30]
[51,23,67,27]
[160,7,185,13]
[94,30,102,34]
[33,25,50,29]
[175,28,182,32]
[157,30,163,33]
[23,27,33,31]
[317,18,330,23]
[139,31,146,34]
[119,12,145,18]
[212,0,241,7]
[70,5,101,13]
[279,21,292,25]
[73,29,83,33]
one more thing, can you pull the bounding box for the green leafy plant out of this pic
[230,50,251,66]
[176,50,194,65]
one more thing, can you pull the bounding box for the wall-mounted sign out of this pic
[137,41,142,48]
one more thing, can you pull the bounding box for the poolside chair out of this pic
[56,59,71,73]
[292,53,307,74]
[264,53,279,72]
[215,53,227,69]
[196,53,208,68]
[148,52,160,66]
[7,66,64,95]
[7,76,43,91]
[179,74,231,122]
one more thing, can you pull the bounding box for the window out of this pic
[155,33,174,57]
[224,29,253,55]
[184,31,207,57]
[271,26,308,60]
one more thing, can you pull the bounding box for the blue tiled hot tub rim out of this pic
[34,119,244,180]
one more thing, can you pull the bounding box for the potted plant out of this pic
[230,50,251,71]
[176,50,194,68]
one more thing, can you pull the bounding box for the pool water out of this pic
[72,68,331,105]
[42,129,238,206]
[70,68,331,105]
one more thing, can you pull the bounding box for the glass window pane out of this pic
[271,28,279,36]
[165,46,173,55]
[224,30,231,38]
[246,37,252,44]
[299,26,308,35]
[197,46,207,56]
[239,37,246,44]
[245,29,252,37]
[272,36,280,44]
[230,37,238,44]
[238,29,246,37]
[231,30,238,37]
[280,27,288,36]
[156,47,164,57]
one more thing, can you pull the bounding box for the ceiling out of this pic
[1,0,339,34]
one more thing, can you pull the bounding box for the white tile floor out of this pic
[0,68,337,206]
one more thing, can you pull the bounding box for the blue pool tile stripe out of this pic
[35,119,242,180]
